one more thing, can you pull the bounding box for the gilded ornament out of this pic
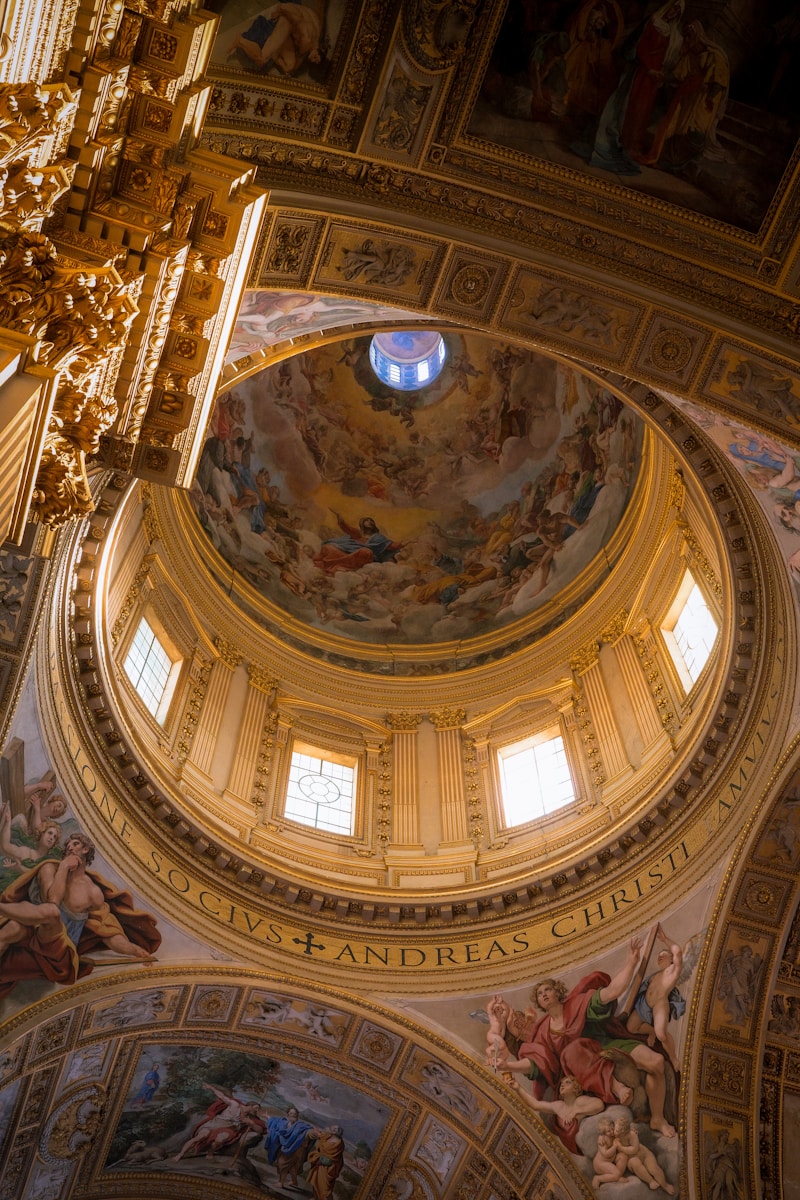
[44,1085,105,1159]
[357,1028,395,1063]
[267,224,310,274]
[142,447,169,473]
[387,711,422,730]
[705,1053,745,1097]
[745,880,776,914]
[248,665,277,695]
[449,263,490,307]
[340,0,385,104]
[201,210,228,239]
[214,636,242,669]
[600,609,629,645]
[648,327,694,372]
[429,706,465,730]
[175,658,211,766]
[570,639,599,675]
[679,521,723,601]
[403,0,478,70]
[148,30,178,62]
[338,238,415,288]
[669,467,686,511]
[373,66,431,151]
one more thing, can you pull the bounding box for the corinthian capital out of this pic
[428,706,466,730]
[387,710,422,731]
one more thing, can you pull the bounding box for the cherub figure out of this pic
[593,1117,625,1188]
[613,1116,675,1194]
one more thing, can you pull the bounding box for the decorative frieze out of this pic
[463,737,483,845]
[375,742,391,849]
[679,520,723,603]
[572,683,605,792]
[174,650,211,768]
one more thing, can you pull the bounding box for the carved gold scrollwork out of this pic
[600,609,629,646]
[570,638,599,675]
[214,635,242,669]
[0,230,138,525]
[428,706,466,730]
[387,710,422,731]
[403,0,478,71]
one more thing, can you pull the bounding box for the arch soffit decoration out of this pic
[0,967,581,1200]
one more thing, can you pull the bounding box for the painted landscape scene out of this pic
[106,1043,391,1198]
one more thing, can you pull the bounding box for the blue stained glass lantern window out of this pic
[369,331,446,390]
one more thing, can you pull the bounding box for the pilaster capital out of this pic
[248,665,277,696]
[214,636,242,669]
[428,706,466,731]
[600,608,629,646]
[387,710,422,731]
[570,639,599,675]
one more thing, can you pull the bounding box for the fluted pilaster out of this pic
[188,638,241,776]
[225,666,275,803]
[614,632,666,746]
[430,707,469,844]
[571,639,628,781]
[387,711,422,847]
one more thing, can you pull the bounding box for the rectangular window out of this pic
[285,748,356,835]
[664,574,718,686]
[123,617,174,719]
[498,730,575,828]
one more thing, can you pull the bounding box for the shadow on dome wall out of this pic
[191,332,643,651]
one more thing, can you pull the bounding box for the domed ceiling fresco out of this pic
[190,330,643,660]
